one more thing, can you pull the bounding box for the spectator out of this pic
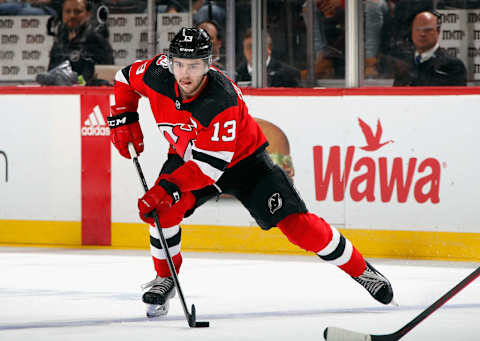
[301,0,398,80]
[45,0,114,85]
[0,0,56,15]
[393,10,467,86]
[236,29,301,88]
[304,0,392,80]
[378,0,434,76]
[197,20,224,70]
[364,0,390,78]
[303,0,345,79]
[156,0,184,13]
[193,0,225,27]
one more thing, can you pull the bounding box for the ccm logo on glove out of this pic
[107,111,140,127]
[107,111,144,159]
[158,179,181,204]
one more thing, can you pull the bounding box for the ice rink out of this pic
[0,247,479,341]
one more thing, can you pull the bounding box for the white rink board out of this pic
[0,95,81,220]
[1,92,480,233]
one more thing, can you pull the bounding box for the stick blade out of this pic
[324,327,372,341]
[188,304,209,328]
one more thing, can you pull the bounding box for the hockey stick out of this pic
[324,266,480,341]
[128,143,209,328]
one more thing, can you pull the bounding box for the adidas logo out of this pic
[81,105,110,136]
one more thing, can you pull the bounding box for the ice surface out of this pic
[0,247,478,341]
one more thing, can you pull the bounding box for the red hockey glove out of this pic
[107,111,144,159]
[139,191,196,227]
[138,178,182,223]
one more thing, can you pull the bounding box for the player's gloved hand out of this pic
[107,110,144,159]
[139,191,196,227]
[138,178,182,223]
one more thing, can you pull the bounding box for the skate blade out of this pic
[145,301,169,318]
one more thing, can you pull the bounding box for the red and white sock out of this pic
[149,224,182,277]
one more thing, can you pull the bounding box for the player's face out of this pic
[411,13,439,53]
[172,57,208,98]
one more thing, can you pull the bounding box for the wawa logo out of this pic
[81,105,110,136]
[313,118,441,204]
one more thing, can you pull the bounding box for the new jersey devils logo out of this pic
[268,192,283,214]
[160,118,198,158]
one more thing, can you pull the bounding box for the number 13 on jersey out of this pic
[211,120,236,142]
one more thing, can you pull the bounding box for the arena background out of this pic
[2,9,480,82]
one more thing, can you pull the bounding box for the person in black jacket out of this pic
[236,29,301,87]
[47,0,114,85]
[393,10,467,86]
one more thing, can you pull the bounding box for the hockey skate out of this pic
[352,261,394,305]
[141,276,176,317]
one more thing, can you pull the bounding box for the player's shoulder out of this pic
[207,67,240,103]
[145,54,170,73]
[141,54,175,93]
[115,55,168,86]
[190,68,241,126]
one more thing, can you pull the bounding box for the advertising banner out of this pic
[80,94,111,245]
[1,88,479,259]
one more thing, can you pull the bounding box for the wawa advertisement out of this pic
[236,94,480,233]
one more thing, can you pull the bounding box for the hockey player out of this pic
[107,27,394,317]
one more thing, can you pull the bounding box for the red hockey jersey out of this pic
[112,54,267,192]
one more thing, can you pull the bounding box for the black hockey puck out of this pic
[195,321,210,328]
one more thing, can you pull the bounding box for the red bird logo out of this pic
[357,118,393,152]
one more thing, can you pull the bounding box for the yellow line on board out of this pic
[1,220,479,261]
[0,220,81,246]
[340,229,480,262]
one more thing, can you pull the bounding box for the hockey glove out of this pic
[139,191,196,227]
[138,178,182,223]
[107,111,144,159]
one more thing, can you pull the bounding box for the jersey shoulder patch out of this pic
[153,54,170,69]
[143,55,175,96]
[188,70,239,127]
